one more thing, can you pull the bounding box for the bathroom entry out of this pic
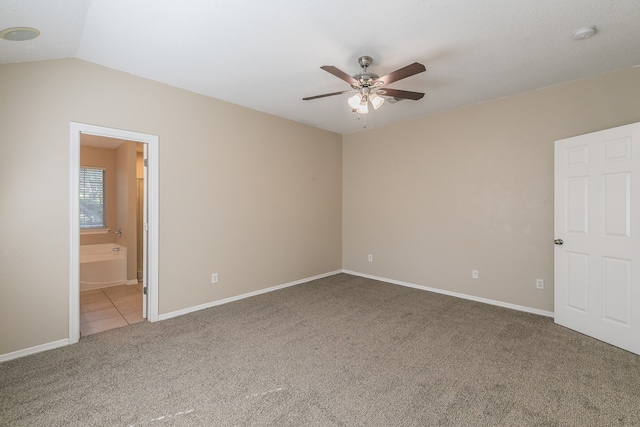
[70,122,159,344]
[78,135,147,335]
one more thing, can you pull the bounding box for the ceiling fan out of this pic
[303,56,426,115]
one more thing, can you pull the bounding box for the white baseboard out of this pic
[0,339,70,363]
[342,270,555,318]
[127,279,139,285]
[2,269,551,363]
[158,270,343,321]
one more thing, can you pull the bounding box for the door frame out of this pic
[69,122,159,344]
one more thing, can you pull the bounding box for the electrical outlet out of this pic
[211,273,219,284]
[536,279,544,289]
[472,270,479,279]
[368,254,373,262]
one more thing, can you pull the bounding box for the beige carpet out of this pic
[1,273,639,426]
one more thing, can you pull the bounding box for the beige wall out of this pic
[115,142,138,281]
[137,150,145,276]
[137,151,144,179]
[343,67,640,312]
[0,58,342,355]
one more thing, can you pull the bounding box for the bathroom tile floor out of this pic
[80,283,144,336]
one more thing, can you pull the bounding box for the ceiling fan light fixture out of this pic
[347,93,362,109]
[357,99,369,115]
[370,93,385,110]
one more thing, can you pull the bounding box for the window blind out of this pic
[79,167,106,228]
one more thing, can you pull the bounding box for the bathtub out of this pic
[80,244,128,291]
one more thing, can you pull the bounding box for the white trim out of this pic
[3,269,549,362]
[69,126,80,343]
[146,134,160,322]
[70,122,160,346]
[342,270,555,318]
[127,279,139,285]
[158,270,342,321]
[0,339,70,363]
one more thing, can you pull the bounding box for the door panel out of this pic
[566,252,589,312]
[602,256,630,325]
[555,122,640,355]
[602,172,630,237]
[566,177,588,234]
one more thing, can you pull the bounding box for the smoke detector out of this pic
[572,25,597,40]
[0,27,40,41]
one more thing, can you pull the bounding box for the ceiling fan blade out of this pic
[376,62,426,86]
[377,88,425,100]
[320,66,358,85]
[303,90,351,101]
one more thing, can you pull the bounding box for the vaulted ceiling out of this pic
[2,1,639,134]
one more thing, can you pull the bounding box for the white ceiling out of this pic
[2,1,640,134]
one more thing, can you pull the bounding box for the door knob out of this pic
[554,239,563,245]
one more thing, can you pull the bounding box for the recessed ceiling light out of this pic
[0,27,40,41]
[572,25,597,40]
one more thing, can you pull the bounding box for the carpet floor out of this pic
[1,273,639,426]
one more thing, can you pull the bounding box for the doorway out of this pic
[69,122,159,344]
[78,137,144,335]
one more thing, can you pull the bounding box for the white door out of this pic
[142,143,148,319]
[554,122,640,355]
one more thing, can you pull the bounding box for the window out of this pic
[79,167,106,228]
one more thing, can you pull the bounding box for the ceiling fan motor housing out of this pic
[351,73,379,89]
[358,56,373,68]
[352,56,379,89]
